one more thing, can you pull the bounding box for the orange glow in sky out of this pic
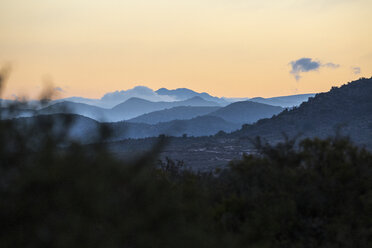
[1,0,371,99]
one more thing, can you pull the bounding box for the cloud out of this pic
[289,57,340,81]
[324,62,340,69]
[290,58,321,81]
[352,67,361,75]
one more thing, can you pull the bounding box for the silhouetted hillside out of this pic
[128,106,221,124]
[38,101,109,120]
[208,101,284,124]
[232,77,372,147]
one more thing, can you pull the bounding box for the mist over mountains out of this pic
[57,86,176,108]
[35,96,221,122]
[21,96,282,139]
[53,86,224,108]
[156,87,230,105]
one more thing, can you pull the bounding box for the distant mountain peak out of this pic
[98,86,175,107]
[156,87,196,94]
[156,87,229,105]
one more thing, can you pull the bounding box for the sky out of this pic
[0,0,371,99]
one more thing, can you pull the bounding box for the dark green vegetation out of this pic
[1,109,372,247]
[232,77,372,148]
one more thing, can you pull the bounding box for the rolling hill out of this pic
[208,101,284,124]
[128,106,221,124]
[36,96,221,122]
[110,96,221,120]
[249,93,315,107]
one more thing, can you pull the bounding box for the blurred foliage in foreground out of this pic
[1,112,372,247]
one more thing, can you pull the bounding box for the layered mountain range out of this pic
[4,77,371,147]
[1,86,313,123]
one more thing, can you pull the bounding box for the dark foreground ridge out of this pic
[231,77,372,148]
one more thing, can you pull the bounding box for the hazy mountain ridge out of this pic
[52,86,224,108]
[56,86,176,108]
[111,96,221,120]
[249,93,316,107]
[49,87,314,108]
[2,86,314,112]
[30,96,220,122]
[124,99,284,125]
[1,87,320,126]
[128,106,221,124]
[208,101,284,124]
[38,97,284,125]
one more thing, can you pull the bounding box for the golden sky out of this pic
[1,0,371,99]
